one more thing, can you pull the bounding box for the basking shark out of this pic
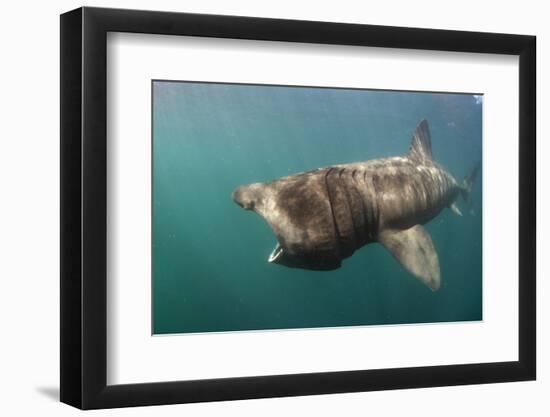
[232,120,479,291]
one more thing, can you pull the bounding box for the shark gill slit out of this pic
[371,174,382,239]
[353,169,370,243]
[350,169,368,245]
[324,168,342,258]
[338,168,359,249]
[362,170,374,240]
[374,183,381,239]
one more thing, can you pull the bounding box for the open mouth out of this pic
[268,243,284,263]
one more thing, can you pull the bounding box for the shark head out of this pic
[233,182,292,264]
[232,176,343,271]
[232,183,266,211]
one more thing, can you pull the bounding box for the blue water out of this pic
[152,81,482,334]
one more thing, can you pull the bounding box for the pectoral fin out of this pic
[378,225,441,291]
[450,202,463,216]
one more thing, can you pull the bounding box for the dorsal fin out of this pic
[408,119,433,161]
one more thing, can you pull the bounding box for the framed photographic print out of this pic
[60,6,536,409]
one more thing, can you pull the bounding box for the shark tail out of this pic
[460,162,481,214]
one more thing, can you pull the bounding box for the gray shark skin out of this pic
[232,120,479,291]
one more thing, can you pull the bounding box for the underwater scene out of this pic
[152,81,482,335]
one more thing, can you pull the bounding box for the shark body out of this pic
[232,120,478,291]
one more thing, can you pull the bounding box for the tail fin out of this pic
[460,162,481,213]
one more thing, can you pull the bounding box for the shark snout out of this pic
[232,183,264,211]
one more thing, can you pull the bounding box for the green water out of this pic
[152,81,482,334]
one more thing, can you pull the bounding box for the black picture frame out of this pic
[60,6,536,410]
